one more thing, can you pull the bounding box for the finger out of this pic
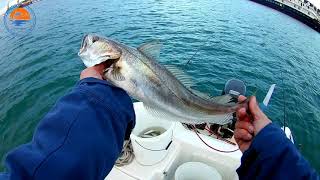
[238,95,247,102]
[237,108,252,122]
[235,121,254,133]
[80,69,89,79]
[249,96,263,121]
[237,140,250,149]
[237,108,247,119]
[237,141,251,153]
[80,68,103,80]
[234,129,253,141]
[93,63,107,75]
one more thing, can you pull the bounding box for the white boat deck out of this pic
[106,102,242,180]
[106,102,294,180]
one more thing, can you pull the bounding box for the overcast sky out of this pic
[0,1,7,9]
[0,0,8,15]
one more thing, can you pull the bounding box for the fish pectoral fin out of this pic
[204,113,234,125]
[164,64,194,88]
[111,68,125,81]
[143,103,169,118]
[137,40,162,60]
[143,103,183,121]
[144,104,160,117]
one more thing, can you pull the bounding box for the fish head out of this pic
[78,34,122,67]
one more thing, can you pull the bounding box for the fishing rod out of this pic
[281,70,287,133]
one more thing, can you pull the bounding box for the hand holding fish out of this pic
[235,96,272,152]
[80,63,108,80]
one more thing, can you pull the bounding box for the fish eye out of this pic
[92,36,99,43]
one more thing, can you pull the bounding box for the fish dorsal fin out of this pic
[164,65,194,88]
[137,40,162,60]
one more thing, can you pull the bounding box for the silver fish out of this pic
[78,34,247,124]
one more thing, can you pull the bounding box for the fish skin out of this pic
[78,34,247,124]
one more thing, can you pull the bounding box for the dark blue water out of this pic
[0,0,319,171]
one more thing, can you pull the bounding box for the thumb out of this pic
[92,63,108,75]
[249,96,263,121]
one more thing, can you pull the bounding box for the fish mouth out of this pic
[79,34,100,55]
[103,58,118,69]
[78,34,88,55]
[78,34,119,68]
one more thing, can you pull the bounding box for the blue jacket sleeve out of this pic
[0,77,135,180]
[237,123,319,180]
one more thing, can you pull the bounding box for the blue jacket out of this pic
[0,78,318,179]
[237,123,319,179]
[0,78,135,180]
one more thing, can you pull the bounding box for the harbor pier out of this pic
[250,0,320,32]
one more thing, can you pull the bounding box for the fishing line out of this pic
[184,4,219,66]
[280,70,287,133]
[185,47,201,65]
[133,129,174,151]
[204,124,236,145]
[184,30,214,66]
[192,125,239,153]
